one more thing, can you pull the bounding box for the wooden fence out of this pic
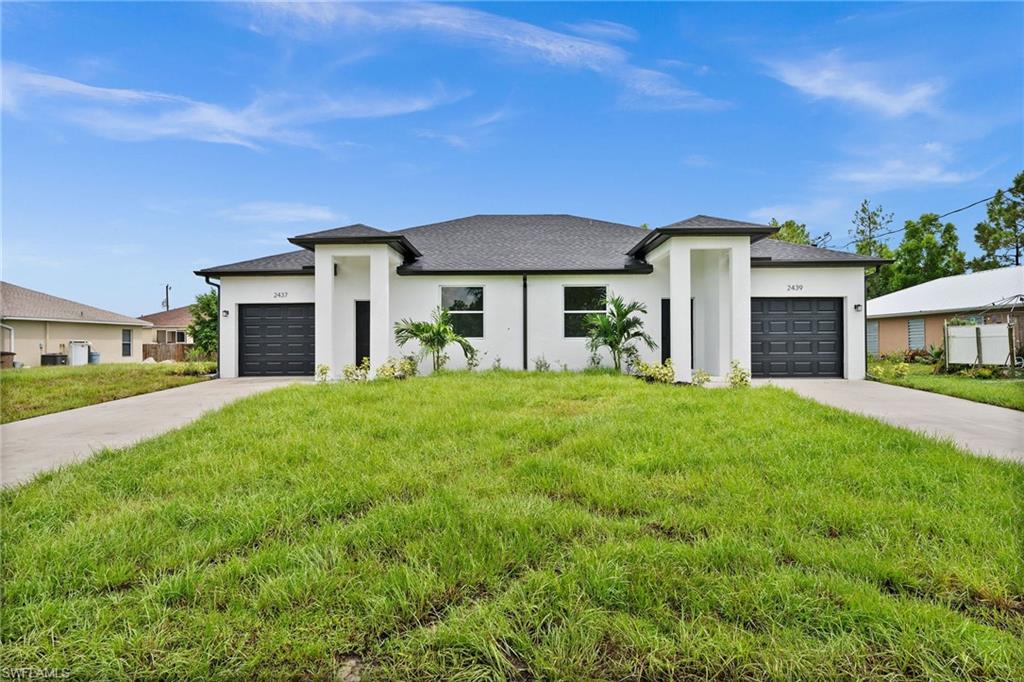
[143,343,193,362]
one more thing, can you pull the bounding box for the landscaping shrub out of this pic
[533,356,551,372]
[376,356,418,380]
[634,358,674,383]
[727,360,751,388]
[692,368,711,387]
[164,361,217,376]
[342,358,371,382]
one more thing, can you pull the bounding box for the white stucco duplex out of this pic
[197,214,886,382]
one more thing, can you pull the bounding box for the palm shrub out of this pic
[394,307,475,372]
[584,295,656,372]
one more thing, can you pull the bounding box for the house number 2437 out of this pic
[273,291,288,298]
[787,284,803,292]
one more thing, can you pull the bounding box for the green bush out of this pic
[164,361,217,376]
[376,356,418,380]
[342,358,370,382]
[691,368,711,387]
[727,360,751,388]
[634,358,674,384]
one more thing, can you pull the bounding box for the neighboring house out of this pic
[866,266,1024,356]
[139,305,193,344]
[195,214,887,381]
[0,282,151,366]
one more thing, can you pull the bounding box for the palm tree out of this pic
[394,307,475,372]
[584,295,656,371]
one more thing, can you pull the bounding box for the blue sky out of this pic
[3,2,1021,316]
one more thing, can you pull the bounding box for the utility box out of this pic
[40,353,68,366]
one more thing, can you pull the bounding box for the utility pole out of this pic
[163,284,171,311]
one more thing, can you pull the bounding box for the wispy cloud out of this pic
[749,198,844,226]
[562,19,638,43]
[415,129,470,149]
[250,2,724,112]
[2,63,463,149]
[832,142,981,188]
[765,50,942,117]
[218,201,344,224]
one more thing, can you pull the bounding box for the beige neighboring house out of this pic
[0,282,151,366]
[138,305,193,344]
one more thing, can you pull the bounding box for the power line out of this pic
[838,192,998,250]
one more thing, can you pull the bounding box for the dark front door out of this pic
[238,303,314,376]
[355,300,370,365]
[661,298,671,363]
[751,298,843,377]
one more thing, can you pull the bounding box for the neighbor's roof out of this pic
[0,282,151,326]
[867,266,1024,318]
[138,305,193,328]
[196,214,885,276]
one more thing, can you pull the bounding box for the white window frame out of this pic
[907,318,925,351]
[562,284,608,339]
[439,285,485,339]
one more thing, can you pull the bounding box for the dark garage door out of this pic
[239,303,315,376]
[751,298,842,377]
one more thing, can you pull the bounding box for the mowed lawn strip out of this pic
[876,363,1024,411]
[0,363,211,423]
[2,372,1022,679]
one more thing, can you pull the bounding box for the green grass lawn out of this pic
[3,372,1022,679]
[873,363,1024,411]
[0,363,214,423]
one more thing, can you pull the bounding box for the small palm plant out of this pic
[394,307,475,372]
[584,295,656,372]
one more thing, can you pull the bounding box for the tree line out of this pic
[769,170,1023,298]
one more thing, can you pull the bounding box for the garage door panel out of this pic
[751,298,843,378]
[239,303,315,376]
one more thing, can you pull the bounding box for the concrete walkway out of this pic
[759,379,1024,464]
[1,377,302,488]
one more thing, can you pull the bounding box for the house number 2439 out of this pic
[273,291,288,298]
[787,284,803,291]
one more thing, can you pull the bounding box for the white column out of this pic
[368,246,391,376]
[728,241,752,371]
[669,239,692,383]
[314,247,337,379]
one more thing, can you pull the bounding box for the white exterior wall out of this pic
[213,242,868,380]
[527,271,667,370]
[751,266,867,380]
[218,275,315,378]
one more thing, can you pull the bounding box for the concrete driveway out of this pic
[1,377,303,488]
[760,379,1024,464]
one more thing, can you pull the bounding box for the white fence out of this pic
[945,323,1015,366]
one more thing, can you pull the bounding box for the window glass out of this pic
[564,286,607,337]
[157,330,166,343]
[176,331,187,343]
[121,329,132,357]
[441,286,484,338]
[907,318,925,350]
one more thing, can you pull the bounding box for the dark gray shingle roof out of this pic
[197,215,886,276]
[196,250,313,276]
[752,239,889,266]
[395,214,651,273]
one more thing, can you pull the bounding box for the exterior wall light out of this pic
[222,310,230,318]
[853,304,863,312]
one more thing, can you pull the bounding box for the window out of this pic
[907,318,925,350]
[175,330,187,343]
[866,320,879,357]
[156,330,166,344]
[121,329,132,357]
[441,286,484,338]
[564,286,606,337]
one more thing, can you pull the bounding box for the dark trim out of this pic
[628,226,779,257]
[203,275,221,378]
[194,269,312,277]
[751,259,892,268]
[522,274,528,370]
[287,234,421,260]
[397,265,654,276]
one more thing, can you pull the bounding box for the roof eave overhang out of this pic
[628,227,780,258]
[752,259,892,268]
[867,303,1020,319]
[0,316,152,327]
[193,269,312,278]
[396,265,655,276]
[287,235,422,260]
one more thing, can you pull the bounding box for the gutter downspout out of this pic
[522,274,528,370]
[204,276,221,379]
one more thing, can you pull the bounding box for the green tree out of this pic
[769,218,812,245]
[584,295,656,372]
[890,213,966,291]
[970,171,1023,270]
[850,199,896,297]
[394,307,475,372]
[186,290,219,356]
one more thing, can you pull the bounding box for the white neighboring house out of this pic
[195,215,886,382]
